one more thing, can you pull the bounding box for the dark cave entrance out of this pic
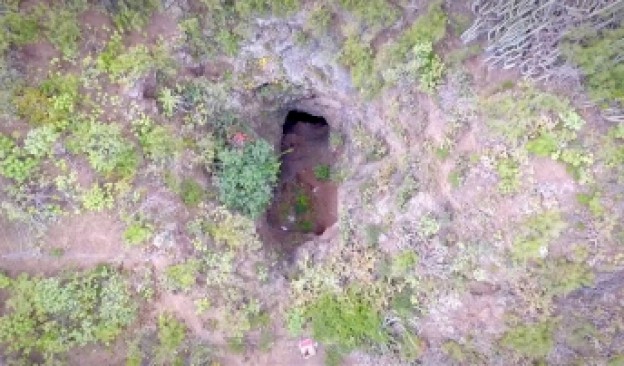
[264,110,338,252]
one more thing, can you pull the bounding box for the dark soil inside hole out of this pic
[264,111,338,253]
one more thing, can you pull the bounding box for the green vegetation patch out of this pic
[0,266,137,363]
[68,120,138,179]
[216,139,280,218]
[501,320,555,359]
[304,288,386,350]
[563,26,624,107]
[338,0,399,29]
[511,211,566,263]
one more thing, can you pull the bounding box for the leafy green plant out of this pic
[158,87,180,117]
[381,42,445,93]
[180,178,204,207]
[501,321,555,359]
[23,126,59,158]
[14,73,80,128]
[164,260,200,292]
[576,191,604,217]
[383,0,447,64]
[110,0,161,32]
[496,157,521,194]
[511,212,566,263]
[313,164,331,181]
[156,313,186,364]
[96,32,155,84]
[540,260,594,297]
[0,134,39,182]
[0,11,40,52]
[194,205,261,251]
[81,183,115,212]
[304,288,386,349]
[132,115,181,164]
[43,8,81,58]
[339,37,380,95]
[216,139,280,218]
[338,0,398,29]
[123,221,154,246]
[0,266,137,363]
[417,214,441,238]
[306,4,333,36]
[68,121,138,179]
[562,26,624,106]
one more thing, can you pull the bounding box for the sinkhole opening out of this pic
[265,110,338,250]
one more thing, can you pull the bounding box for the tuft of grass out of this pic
[180,178,204,207]
[314,164,331,181]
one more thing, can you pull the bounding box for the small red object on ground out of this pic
[298,338,318,359]
[231,132,248,147]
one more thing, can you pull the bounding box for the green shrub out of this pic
[304,289,386,349]
[501,321,555,359]
[234,0,299,17]
[0,11,40,51]
[339,37,381,95]
[562,26,624,106]
[23,126,59,158]
[132,115,181,164]
[180,178,204,206]
[313,164,331,181]
[0,134,39,182]
[156,313,186,364]
[68,121,138,179]
[81,183,115,212]
[576,191,604,217]
[14,73,80,128]
[157,87,180,117]
[123,221,154,246]
[110,0,161,32]
[381,41,446,93]
[383,0,447,63]
[540,260,594,297]
[0,266,137,363]
[198,205,261,250]
[43,9,81,58]
[216,139,280,218]
[511,212,566,263]
[338,0,398,29]
[96,33,155,84]
[526,133,559,157]
[306,4,333,35]
[496,158,521,194]
[164,260,200,292]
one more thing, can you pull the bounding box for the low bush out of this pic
[43,8,81,58]
[156,313,186,364]
[164,260,200,292]
[511,212,566,263]
[562,26,624,107]
[0,134,39,182]
[215,139,280,218]
[0,266,137,363]
[180,178,204,207]
[501,321,555,359]
[123,221,154,246]
[338,0,398,29]
[68,121,138,179]
[304,288,386,350]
